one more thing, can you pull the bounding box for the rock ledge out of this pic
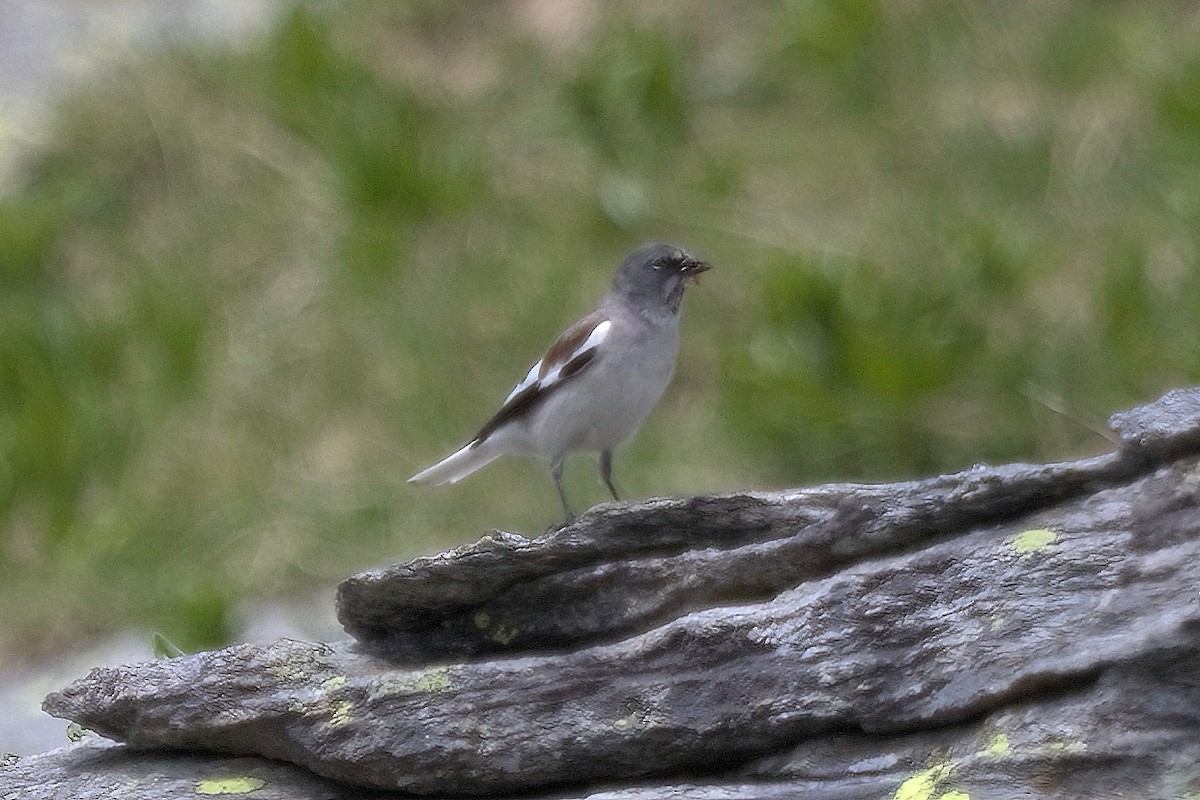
[6,388,1200,799]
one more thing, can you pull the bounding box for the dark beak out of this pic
[681,259,711,285]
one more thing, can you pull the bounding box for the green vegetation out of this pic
[2,2,1198,658]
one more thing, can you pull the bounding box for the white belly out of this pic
[524,321,678,456]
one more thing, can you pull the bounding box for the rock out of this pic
[335,452,1133,662]
[17,387,1200,797]
[0,739,391,800]
[1110,385,1200,457]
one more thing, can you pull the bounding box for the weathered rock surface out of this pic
[8,387,1200,798]
[0,740,393,800]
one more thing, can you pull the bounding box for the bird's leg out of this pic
[551,454,576,528]
[599,449,620,501]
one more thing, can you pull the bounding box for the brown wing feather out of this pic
[537,310,606,379]
[470,311,608,445]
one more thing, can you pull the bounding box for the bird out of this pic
[408,243,710,527]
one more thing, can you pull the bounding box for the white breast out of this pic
[524,318,679,456]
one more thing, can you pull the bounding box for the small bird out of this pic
[408,243,710,526]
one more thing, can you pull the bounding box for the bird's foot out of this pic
[545,513,576,534]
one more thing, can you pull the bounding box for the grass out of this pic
[2,1,1199,660]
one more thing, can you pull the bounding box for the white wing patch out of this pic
[504,361,543,404]
[502,319,610,404]
[581,319,612,352]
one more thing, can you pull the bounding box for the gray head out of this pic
[610,243,710,315]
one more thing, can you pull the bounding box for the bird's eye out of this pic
[652,260,664,270]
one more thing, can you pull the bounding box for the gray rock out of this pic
[0,739,395,799]
[335,451,1133,662]
[14,387,1200,797]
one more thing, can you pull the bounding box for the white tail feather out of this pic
[408,439,502,486]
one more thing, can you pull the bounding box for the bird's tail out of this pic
[408,438,503,486]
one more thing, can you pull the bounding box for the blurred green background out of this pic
[2,1,1199,662]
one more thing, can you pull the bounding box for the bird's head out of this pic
[612,243,710,315]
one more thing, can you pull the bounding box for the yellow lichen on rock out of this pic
[1010,528,1057,554]
[195,776,267,795]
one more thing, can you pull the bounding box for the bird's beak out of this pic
[682,259,711,285]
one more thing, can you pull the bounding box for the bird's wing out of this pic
[471,310,611,444]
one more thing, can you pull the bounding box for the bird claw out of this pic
[545,513,576,534]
